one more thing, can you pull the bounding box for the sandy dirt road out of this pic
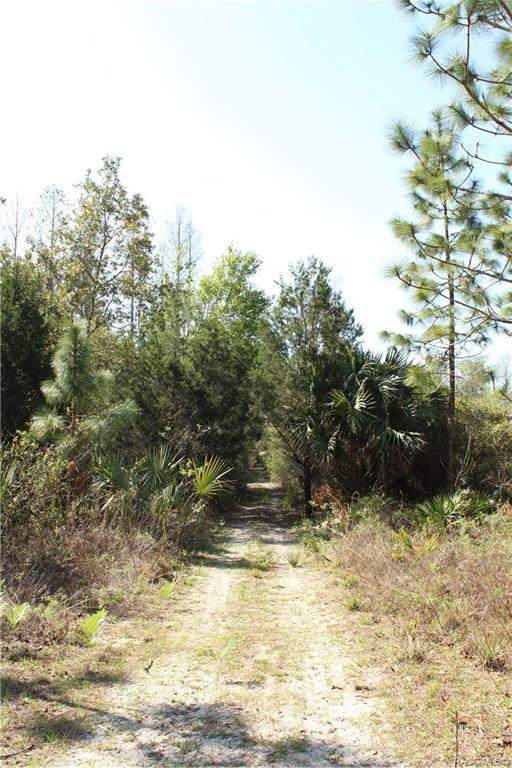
[53,480,399,768]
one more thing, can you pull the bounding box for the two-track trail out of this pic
[54,479,399,768]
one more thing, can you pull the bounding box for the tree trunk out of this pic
[444,204,456,489]
[303,463,313,517]
[447,302,456,488]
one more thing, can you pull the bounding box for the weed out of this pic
[179,739,198,754]
[159,580,175,599]
[268,736,308,761]
[477,639,507,672]
[246,543,275,571]
[76,608,107,645]
[401,633,427,663]
[345,595,362,611]
[286,547,303,567]
[4,602,31,626]
[341,575,359,588]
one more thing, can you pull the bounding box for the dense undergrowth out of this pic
[0,320,232,659]
[1,430,231,658]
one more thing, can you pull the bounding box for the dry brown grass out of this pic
[327,514,512,765]
[332,520,512,669]
[1,522,180,659]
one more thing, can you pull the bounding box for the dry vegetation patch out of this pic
[1,522,182,657]
[325,514,512,766]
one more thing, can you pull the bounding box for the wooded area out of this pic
[1,1,511,765]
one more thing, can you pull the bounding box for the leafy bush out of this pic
[415,489,497,528]
[456,395,512,496]
[0,256,52,436]
[1,433,69,543]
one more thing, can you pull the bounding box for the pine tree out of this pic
[398,0,512,152]
[385,110,495,485]
[397,0,512,331]
[31,320,137,449]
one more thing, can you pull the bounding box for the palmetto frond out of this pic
[94,453,134,492]
[137,445,183,494]
[327,346,426,465]
[190,456,232,499]
[330,379,375,429]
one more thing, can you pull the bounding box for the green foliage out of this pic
[416,489,497,529]
[0,460,17,505]
[395,2,512,332]
[58,156,155,335]
[138,445,182,495]
[287,548,304,567]
[92,446,233,543]
[386,109,501,485]
[391,528,439,559]
[327,347,427,490]
[76,608,107,644]
[268,257,363,512]
[124,246,270,476]
[189,456,232,499]
[4,602,31,627]
[94,454,134,492]
[1,433,69,542]
[267,343,433,500]
[159,580,175,598]
[387,110,497,352]
[456,395,512,496]
[30,320,137,449]
[0,255,52,436]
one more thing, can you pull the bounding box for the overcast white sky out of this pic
[1,0,510,363]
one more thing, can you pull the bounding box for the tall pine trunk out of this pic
[444,205,456,489]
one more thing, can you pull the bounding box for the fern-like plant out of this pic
[77,608,107,644]
[4,602,31,627]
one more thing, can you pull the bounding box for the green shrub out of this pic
[3,602,31,627]
[456,395,512,496]
[1,433,69,542]
[416,489,497,529]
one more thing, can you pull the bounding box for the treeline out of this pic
[1,153,510,514]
